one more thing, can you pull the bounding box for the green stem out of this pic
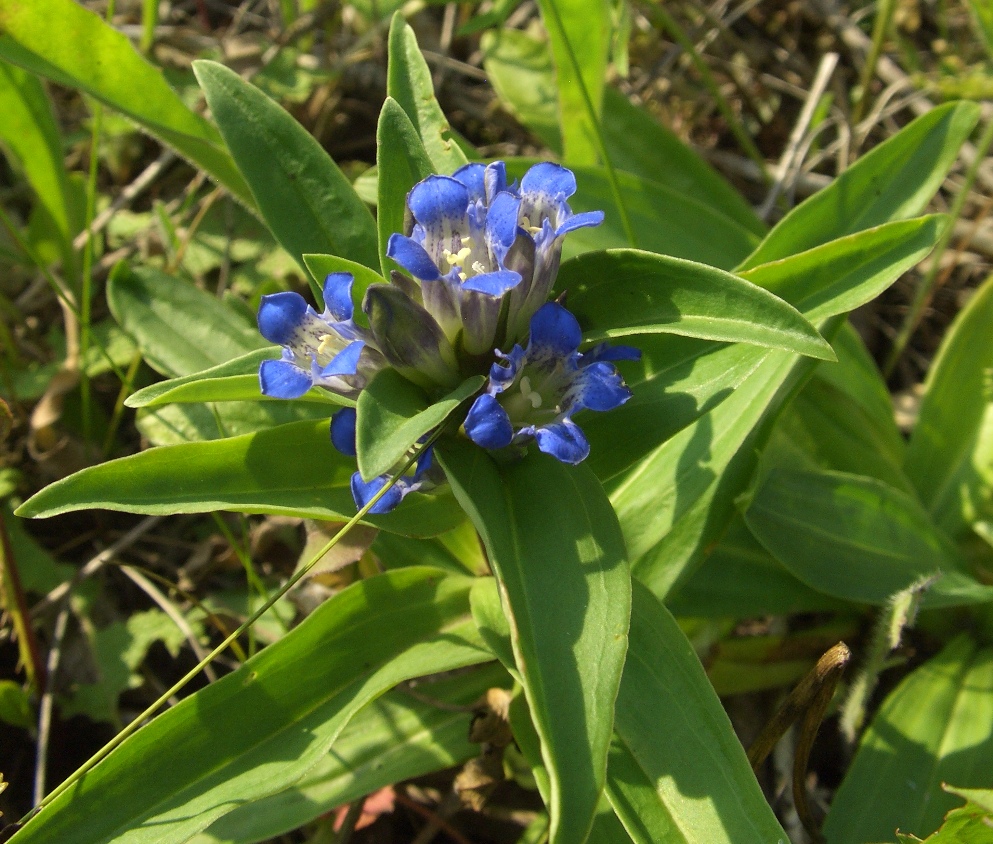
[539,0,636,247]
[852,0,897,125]
[23,431,440,821]
[883,116,993,377]
[80,103,104,458]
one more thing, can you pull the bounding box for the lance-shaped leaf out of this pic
[824,637,993,844]
[356,371,484,481]
[193,60,379,273]
[438,439,631,844]
[0,0,253,208]
[386,15,469,174]
[363,283,460,390]
[16,419,464,538]
[743,468,993,607]
[556,248,834,359]
[6,567,491,844]
[606,582,789,843]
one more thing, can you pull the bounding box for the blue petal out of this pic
[351,472,404,514]
[387,234,442,281]
[573,361,632,412]
[322,273,355,321]
[407,176,469,226]
[555,210,604,236]
[488,346,525,393]
[534,419,590,464]
[259,358,312,398]
[453,163,486,201]
[528,302,582,358]
[321,340,365,377]
[585,342,641,363]
[461,270,522,296]
[257,292,308,345]
[330,408,357,456]
[464,394,514,449]
[521,162,577,200]
[485,191,521,255]
[484,161,508,202]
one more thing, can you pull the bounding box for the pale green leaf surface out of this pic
[557,248,833,359]
[356,372,483,481]
[439,440,631,844]
[0,0,253,207]
[386,15,469,174]
[824,638,993,844]
[744,469,993,607]
[739,103,980,269]
[16,419,464,537]
[6,568,490,844]
[905,273,993,539]
[303,253,385,319]
[194,60,379,272]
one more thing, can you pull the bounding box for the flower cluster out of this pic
[256,162,638,512]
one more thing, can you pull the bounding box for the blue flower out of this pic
[257,273,385,400]
[385,161,602,356]
[463,302,638,464]
[330,408,436,514]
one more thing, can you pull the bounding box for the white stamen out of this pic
[471,261,486,274]
[520,375,542,409]
[317,334,336,356]
[520,215,542,235]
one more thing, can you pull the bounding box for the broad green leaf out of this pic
[0,0,253,207]
[0,680,33,732]
[667,517,847,618]
[606,582,789,844]
[193,60,379,272]
[965,0,993,56]
[824,637,993,844]
[743,468,993,607]
[7,567,490,844]
[901,786,993,844]
[439,440,631,844]
[505,159,759,270]
[740,217,945,322]
[108,263,264,378]
[739,102,980,269]
[535,0,610,164]
[557,248,834,359]
[376,97,435,279]
[386,15,469,174]
[302,253,385,319]
[16,419,464,537]
[356,371,483,481]
[0,62,76,273]
[192,662,509,844]
[905,272,993,540]
[125,349,343,409]
[481,28,763,236]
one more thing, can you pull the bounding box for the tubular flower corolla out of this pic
[330,408,435,514]
[462,302,639,464]
[257,272,384,400]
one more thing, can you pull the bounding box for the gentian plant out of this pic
[6,7,992,844]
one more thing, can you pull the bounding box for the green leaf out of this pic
[905,272,993,540]
[824,637,993,844]
[192,662,509,844]
[739,102,980,269]
[740,216,946,321]
[506,159,759,270]
[438,440,631,844]
[0,680,34,732]
[535,0,610,164]
[16,419,464,537]
[108,263,264,378]
[482,30,762,238]
[7,568,490,844]
[900,787,993,844]
[356,372,483,481]
[386,15,469,174]
[0,0,253,208]
[124,348,343,409]
[606,582,789,843]
[0,61,77,273]
[743,468,993,607]
[376,97,435,279]
[302,253,385,318]
[193,60,379,272]
[557,248,834,359]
